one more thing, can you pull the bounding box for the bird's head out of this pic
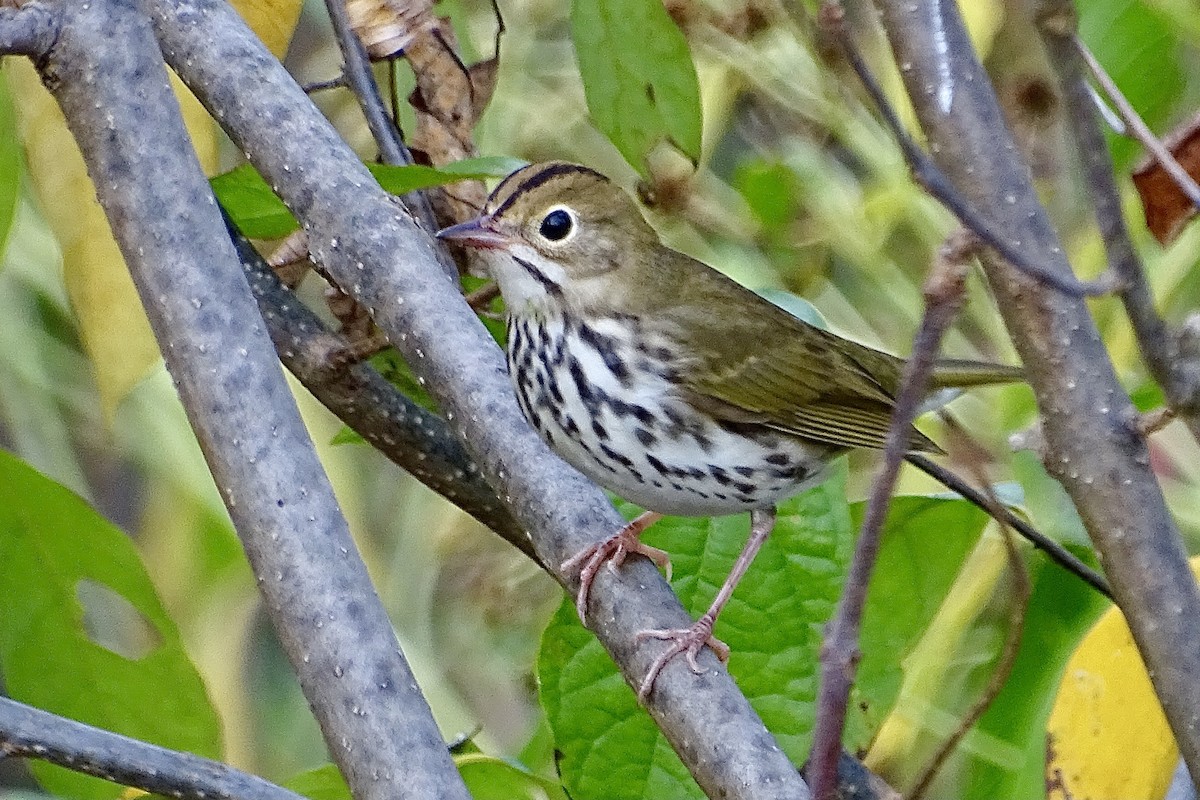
[437,162,660,311]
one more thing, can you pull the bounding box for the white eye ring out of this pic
[537,205,578,244]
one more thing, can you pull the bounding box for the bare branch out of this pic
[875,0,1200,783]
[225,212,532,558]
[148,1,813,797]
[818,2,1116,298]
[0,697,306,800]
[0,3,58,58]
[808,232,974,800]
[1035,6,1200,446]
[30,2,469,798]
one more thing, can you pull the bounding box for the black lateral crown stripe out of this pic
[491,163,608,218]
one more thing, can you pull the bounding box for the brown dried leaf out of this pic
[1132,110,1200,245]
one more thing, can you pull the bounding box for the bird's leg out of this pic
[634,506,777,701]
[562,511,668,622]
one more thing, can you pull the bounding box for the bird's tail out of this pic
[930,359,1024,389]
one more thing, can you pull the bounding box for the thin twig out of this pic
[906,504,1031,800]
[904,453,1111,599]
[1071,35,1200,211]
[302,75,347,93]
[808,231,975,800]
[819,1,1115,298]
[324,0,410,166]
[0,697,306,800]
[323,0,456,279]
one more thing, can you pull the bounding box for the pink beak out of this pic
[436,217,510,249]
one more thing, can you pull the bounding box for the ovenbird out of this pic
[437,161,1021,698]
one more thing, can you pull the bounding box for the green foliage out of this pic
[539,470,992,799]
[286,757,567,800]
[965,548,1110,798]
[1079,0,1186,170]
[0,79,19,259]
[212,157,523,239]
[0,451,222,799]
[570,0,703,173]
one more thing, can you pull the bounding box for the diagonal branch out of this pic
[807,231,974,800]
[28,2,470,798]
[1034,5,1200,446]
[148,1,813,797]
[0,697,306,800]
[224,211,532,558]
[874,0,1200,785]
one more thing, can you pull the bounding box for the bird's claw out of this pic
[634,617,729,701]
[561,522,672,623]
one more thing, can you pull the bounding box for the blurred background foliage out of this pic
[2,0,1200,798]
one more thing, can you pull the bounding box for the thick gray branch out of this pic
[0,697,305,800]
[33,1,468,798]
[874,0,1200,783]
[226,217,531,557]
[1035,6,1200,444]
[148,1,812,797]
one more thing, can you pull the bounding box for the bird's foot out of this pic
[634,614,729,701]
[561,512,668,623]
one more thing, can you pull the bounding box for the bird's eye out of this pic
[538,208,574,242]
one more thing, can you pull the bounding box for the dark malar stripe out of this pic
[511,255,564,298]
[492,163,607,218]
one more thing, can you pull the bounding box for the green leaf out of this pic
[853,495,990,742]
[210,164,298,239]
[0,450,222,800]
[286,764,351,800]
[457,753,569,800]
[539,476,991,800]
[539,469,853,800]
[1080,0,1185,170]
[0,76,21,260]
[286,757,568,800]
[571,0,703,173]
[212,157,523,239]
[368,156,527,195]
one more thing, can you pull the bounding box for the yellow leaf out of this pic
[1044,562,1197,800]
[8,1,302,421]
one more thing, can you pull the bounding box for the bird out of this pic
[436,161,1022,699]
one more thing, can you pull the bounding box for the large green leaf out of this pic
[539,471,853,800]
[538,473,993,800]
[571,0,703,173]
[0,450,222,799]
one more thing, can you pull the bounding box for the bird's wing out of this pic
[659,277,939,453]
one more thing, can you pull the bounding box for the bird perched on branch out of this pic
[438,161,1022,698]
